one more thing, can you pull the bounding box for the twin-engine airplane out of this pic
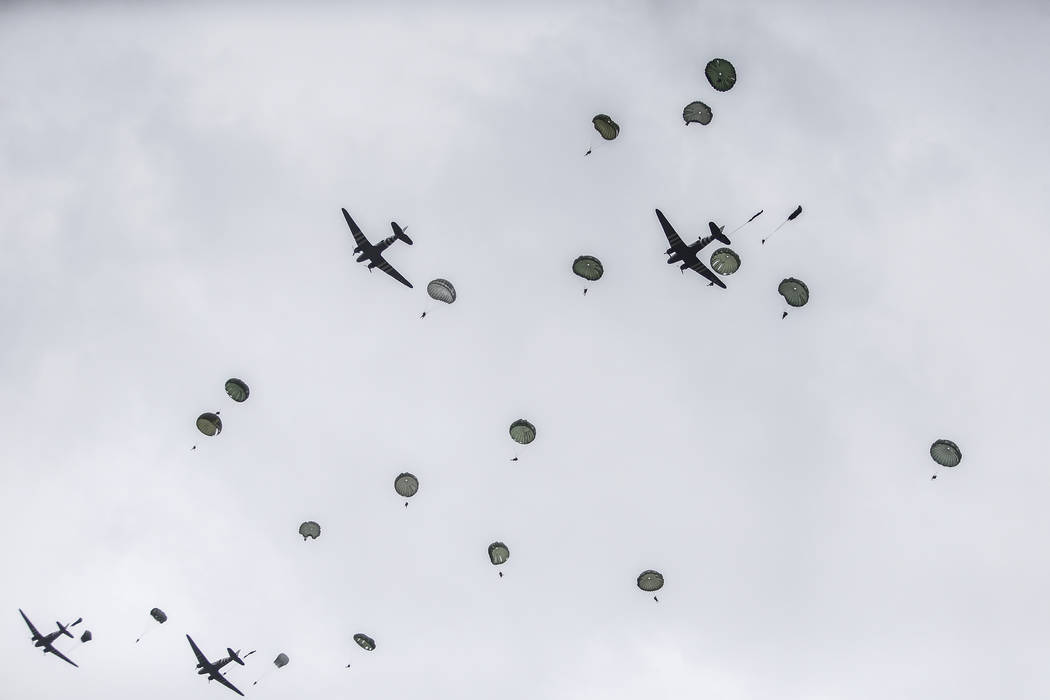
[655,208,731,289]
[341,207,414,288]
[18,609,82,668]
[187,635,254,696]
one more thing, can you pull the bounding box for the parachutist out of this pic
[782,312,788,319]
[498,571,503,578]
[584,149,592,156]
[583,288,587,295]
[420,312,426,318]
[653,596,659,602]
[510,457,518,462]
[932,475,937,479]
[404,502,409,508]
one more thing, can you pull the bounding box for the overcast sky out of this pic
[3,1,1050,698]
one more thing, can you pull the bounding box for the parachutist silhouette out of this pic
[708,282,714,287]
[498,571,503,578]
[653,596,659,602]
[421,312,426,318]
[192,446,196,450]
[782,312,788,319]
[583,288,588,295]
[404,502,409,508]
[584,149,592,156]
[510,457,518,462]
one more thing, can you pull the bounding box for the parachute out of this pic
[299,521,321,540]
[196,413,222,437]
[637,570,664,601]
[709,248,741,275]
[509,419,536,445]
[395,472,419,506]
[930,439,962,479]
[705,58,737,91]
[592,114,619,140]
[488,541,510,577]
[274,653,289,668]
[572,255,603,294]
[225,378,249,403]
[353,634,376,651]
[682,101,713,125]
[80,630,92,643]
[778,278,809,318]
[136,608,167,643]
[426,279,456,304]
[762,205,803,244]
[725,210,763,237]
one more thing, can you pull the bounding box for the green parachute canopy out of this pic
[299,521,321,540]
[710,248,741,275]
[683,101,713,125]
[426,279,456,304]
[353,634,376,651]
[196,413,222,437]
[592,114,620,141]
[225,378,249,403]
[509,419,536,445]
[930,439,962,467]
[637,570,664,592]
[488,541,510,565]
[150,608,167,624]
[273,653,289,668]
[778,278,809,307]
[572,255,604,282]
[394,472,419,498]
[705,58,737,91]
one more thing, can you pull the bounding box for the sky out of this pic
[2,1,1050,698]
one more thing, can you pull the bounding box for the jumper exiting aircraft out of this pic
[18,609,82,668]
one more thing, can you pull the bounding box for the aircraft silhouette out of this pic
[655,208,730,289]
[18,609,82,668]
[187,635,254,696]
[341,208,414,288]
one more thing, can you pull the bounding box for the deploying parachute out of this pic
[254,653,290,686]
[682,101,713,126]
[353,634,376,651]
[299,521,321,540]
[572,255,603,295]
[778,278,809,318]
[196,412,222,437]
[762,205,803,244]
[709,248,741,275]
[930,439,962,479]
[136,608,167,643]
[705,58,737,91]
[395,472,419,506]
[225,378,249,403]
[637,570,664,601]
[725,210,763,237]
[488,541,510,577]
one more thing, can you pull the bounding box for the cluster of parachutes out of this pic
[194,378,251,447]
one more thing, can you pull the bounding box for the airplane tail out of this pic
[228,648,245,666]
[58,618,82,638]
[709,222,730,245]
[390,222,413,245]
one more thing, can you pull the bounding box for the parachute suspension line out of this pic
[726,210,763,237]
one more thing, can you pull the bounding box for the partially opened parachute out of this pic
[710,248,741,275]
[592,114,620,140]
[705,58,737,91]
[572,255,604,282]
[683,101,713,125]
[509,419,536,445]
[274,653,289,668]
[426,279,456,304]
[80,630,92,643]
[353,634,376,651]
[488,541,510,565]
[150,608,167,624]
[225,378,249,403]
[299,521,321,540]
[196,413,222,437]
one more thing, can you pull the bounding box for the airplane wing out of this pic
[212,671,245,697]
[687,258,727,289]
[19,609,42,640]
[186,635,210,667]
[341,208,371,250]
[373,255,413,288]
[47,645,79,668]
[655,209,686,251]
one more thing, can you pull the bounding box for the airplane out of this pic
[18,609,82,668]
[655,208,731,289]
[186,634,252,696]
[341,207,414,288]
